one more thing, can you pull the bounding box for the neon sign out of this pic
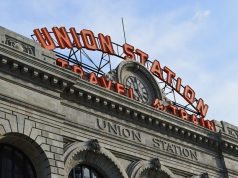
[33,27,215,131]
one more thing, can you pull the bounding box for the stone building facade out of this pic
[0,26,237,178]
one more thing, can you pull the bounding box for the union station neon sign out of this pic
[33,27,215,132]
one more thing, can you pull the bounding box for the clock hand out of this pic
[133,77,139,91]
[130,77,142,101]
[138,92,143,101]
[135,78,145,101]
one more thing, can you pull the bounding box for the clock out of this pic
[125,75,149,103]
[116,61,164,105]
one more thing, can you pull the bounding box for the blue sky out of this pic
[1,0,238,125]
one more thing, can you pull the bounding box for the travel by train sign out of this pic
[33,27,215,132]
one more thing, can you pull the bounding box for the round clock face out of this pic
[117,61,164,105]
[125,75,149,103]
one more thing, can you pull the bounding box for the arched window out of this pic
[69,165,103,178]
[0,144,36,178]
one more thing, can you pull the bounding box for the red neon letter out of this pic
[69,27,82,49]
[81,29,98,50]
[199,117,205,127]
[190,114,198,125]
[115,83,125,95]
[52,27,73,49]
[135,49,148,66]
[33,28,56,50]
[99,76,112,90]
[98,33,114,55]
[128,88,134,99]
[178,109,188,120]
[183,85,195,104]
[56,58,68,68]
[163,66,176,85]
[123,43,135,61]
[89,73,98,84]
[167,105,177,115]
[205,120,216,131]
[150,60,164,80]
[196,98,208,118]
[152,98,165,111]
[175,77,182,93]
[72,65,84,78]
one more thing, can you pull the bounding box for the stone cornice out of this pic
[0,43,79,84]
[220,133,238,155]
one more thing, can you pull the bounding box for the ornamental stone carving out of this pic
[64,139,128,178]
[151,158,161,171]
[127,158,175,178]
[5,35,35,55]
[88,139,101,151]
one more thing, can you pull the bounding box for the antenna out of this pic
[121,18,127,43]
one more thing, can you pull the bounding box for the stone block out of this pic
[48,158,56,166]
[24,119,35,136]
[42,131,63,142]
[54,153,63,161]
[6,113,17,132]
[30,128,42,140]
[0,125,5,135]
[56,161,64,169]
[0,110,6,118]
[46,138,64,148]
[36,123,61,134]
[0,118,11,133]
[51,146,64,154]
[35,136,47,146]
[41,144,50,152]
[57,168,65,176]
[16,113,26,134]
[45,151,54,159]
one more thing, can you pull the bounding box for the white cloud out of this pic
[193,10,211,22]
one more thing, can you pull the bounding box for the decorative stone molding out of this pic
[5,35,35,55]
[64,139,128,178]
[0,57,73,92]
[127,158,175,178]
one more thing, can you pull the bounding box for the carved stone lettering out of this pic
[5,35,35,56]
[96,118,142,143]
[227,128,238,139]
[96,118,199,161]
[153,138,198,160]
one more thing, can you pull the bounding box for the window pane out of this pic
[69,164,103,178]
[26,162,36,178]
[83,167,90,178]
[75,166,81,178]
[14,150,24,178]
[92,171,99,178]
[1,146,12,178]
[0,144,36,178]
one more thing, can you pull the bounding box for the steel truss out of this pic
[32,32,201,117]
